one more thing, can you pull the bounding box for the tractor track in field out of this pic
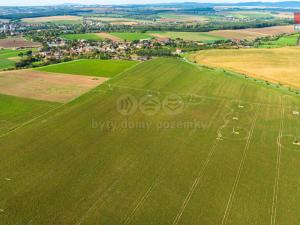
[171,100,228,225]
[221,105,260,225]
[270,98,284,225]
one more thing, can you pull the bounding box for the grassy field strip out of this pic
[221,105,260,225]
[36,59,138,77]
[61,33,103,41]
[271,97,284,225]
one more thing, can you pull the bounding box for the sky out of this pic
[0,0,298,6]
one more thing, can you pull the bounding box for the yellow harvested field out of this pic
[22,16,82,22]
[190,47,300,89]
[0,70,107,103]
[207,25,295,40]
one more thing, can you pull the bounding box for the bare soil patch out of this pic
[0,37,41,48]
[96,32,123,41]
[0,70,107,102]
[150,33,170,41]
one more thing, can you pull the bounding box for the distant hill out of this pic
[129,1,300,8]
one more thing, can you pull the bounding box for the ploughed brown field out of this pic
[0,37,41,48]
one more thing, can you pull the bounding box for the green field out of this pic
[35,59,138,77]
[110,32,154,41]
[1,57,300,224]
[259,34,300,48]
[0,94,60,135]
[61,33,103,41]
[0,49,31,70]
[149,31,226,43]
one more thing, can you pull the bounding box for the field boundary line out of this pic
[270,98,284,225]
[171,100,227,225]
[104,61,143,84]
[221,104,260,225]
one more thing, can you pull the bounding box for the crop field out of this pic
[61,33,103,41]
[0,94,59,136]
[189,47,300,89]
[0,49,34,70]
[36,59,138,77]
[148,31,226,42]
[0,49,16,70]
[0,37,41,48]
[1,57,300,224]
[109,32,154,41]
[207,25,295,40]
